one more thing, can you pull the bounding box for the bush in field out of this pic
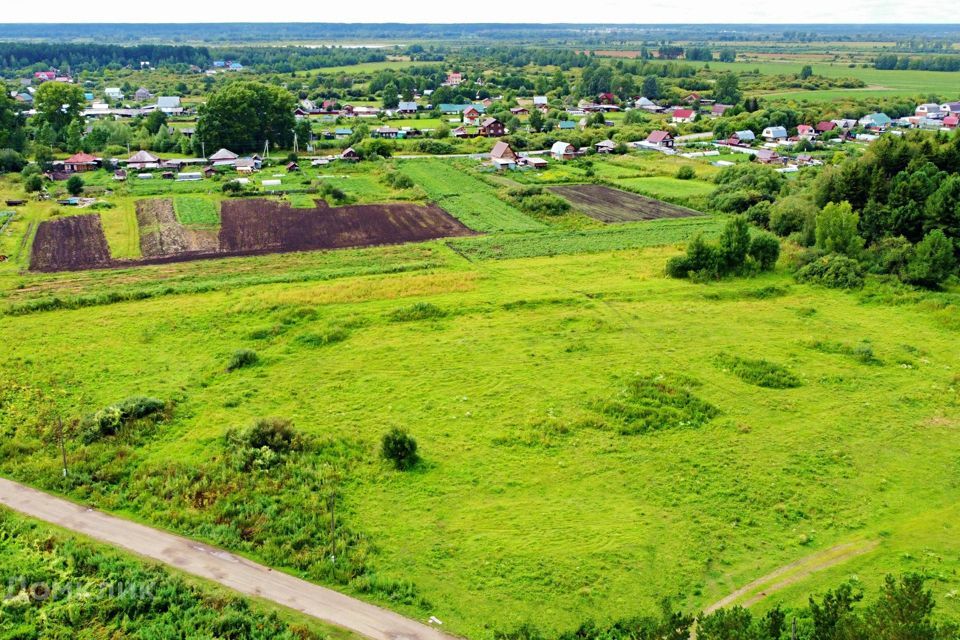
[244,417,301,453]
[0,149,26,173]
[903,230,956,288]
[66,174,84,196]
[227,348,259,371]
[769,195,817,240]
[748,232,781,270]
[709,163,785,213]
[795,254,865,289]
[24,174,43,193]
[667,216,776,280]
[745,201,771,228]
[383,171,414,189]
[675,166,696,180]
[222,181,244,195]
[381,428,419,470]
[82,396,165,443]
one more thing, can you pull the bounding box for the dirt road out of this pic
[0,476,455,640]
[704,540,880,613]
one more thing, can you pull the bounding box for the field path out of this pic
[0,476,456,640]
[703,540,880,613]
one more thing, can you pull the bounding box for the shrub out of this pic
[381,428,419,470]
[66,175,84,196]
[675,166,696,180]
[903,230,956,288]
[745,201,771,228]
[0,149,26,173]
[24,174,43,193]
[594,375,720,435]
[227,348,259,371]
[384,171,414,189]
[868,236,912,276]
[665,255,693,279]
[82,396,165,443]
[795,254,865,289]
[222,181,244,194]
[769,195,817,238]
[748,232,781,271]
[244,417,301,453]
[718,215,751,272]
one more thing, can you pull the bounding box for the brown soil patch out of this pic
[549,184,702,223]
[218,199,474,254]
[30,215,112,272]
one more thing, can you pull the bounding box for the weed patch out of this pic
[715,353,802,388]
[388,302,447,322]
[594,374,720,435]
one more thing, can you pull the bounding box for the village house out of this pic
[396,101,418,114]
[478,117,505,137]
[940,102,960,116]
[157,96,183,115]
[334,127,353,139]
[832,118,858,130]
[373,126,400,139]
[634,97,662,113]
[126,150,160,170]
[762,126,788,141]
[63,152,99,173]
[671,108,696,124]
[339,147,359,161]
[558,120,576,131]
[134,87,153,102]
[859,112,892,130]
[451,126,471,138]
[796,124,817,140]
[594,139,617,154]
[533,96,549,112]
[945,115,959,129]
[463,106,482,126]
[209,148,239,166]
[645,130,674,149]
[916,103,941,116]
[520,156,548,169]
[731,130,756,145]
[711,104,732,117]
[816,121,837,134]
[756,149,782,164]
[489,140,518,170]
[684,92,702,105]
[105,87,124,101]
[550,141,576,161]
[445,72,463,86]
[510,106,529,116]
[34,70,57,82]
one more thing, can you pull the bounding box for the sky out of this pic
[0,0,950,24]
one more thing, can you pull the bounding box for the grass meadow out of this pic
[1,236,959,637]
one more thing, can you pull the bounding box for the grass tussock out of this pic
[227,349,259,371]
[808,339,883,365]
[715,353,802,389]
[594,374,720,435]
[388,302,447,322]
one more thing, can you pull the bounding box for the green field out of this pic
[613,176,716,200]
[400,159,546,232]
[2,234,959,638]
[173,196,221,227]
[698,60,960,100]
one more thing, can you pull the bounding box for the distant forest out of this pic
[3,23,960,44]
[0,42,390,74]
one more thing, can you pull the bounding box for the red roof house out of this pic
[63,152,99,173]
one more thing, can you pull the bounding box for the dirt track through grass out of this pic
[704,540,880,613]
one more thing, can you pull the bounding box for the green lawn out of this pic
[173,196,221,227]
[613,176,716,199]
[1,239,959,638]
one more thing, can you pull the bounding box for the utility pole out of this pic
[56,417,67,478]
[791,617,797,640]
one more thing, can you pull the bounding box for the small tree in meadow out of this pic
[381,428,419,470]
[66,174,84,196]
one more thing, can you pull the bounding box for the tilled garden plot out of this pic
[29,215,113,272]
[549,184,702,223]
[218,199,475,253]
